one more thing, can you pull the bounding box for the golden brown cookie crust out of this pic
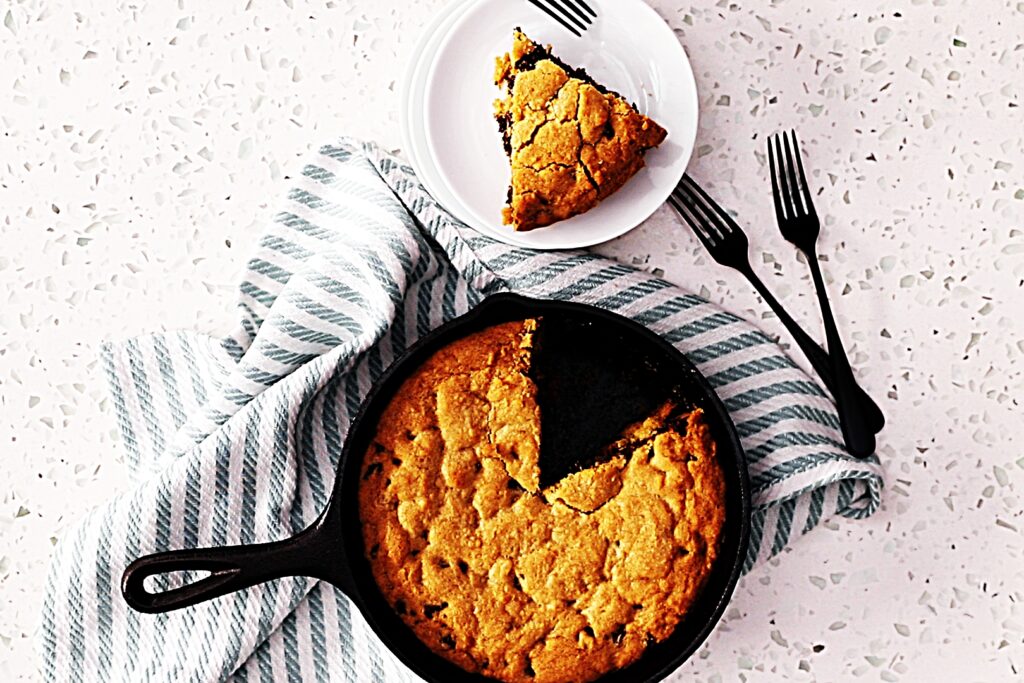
[494,31,668,231]
[358,320,725,683]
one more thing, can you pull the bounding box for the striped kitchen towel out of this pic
[39,138,884,682]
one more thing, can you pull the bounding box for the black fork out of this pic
[527,0,597,37]
[767,131,878,457]
[669,176,884,448]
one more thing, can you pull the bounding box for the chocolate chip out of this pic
[391,457,402,466]
[511,574,523,591]
[362,462,383,480]
[813,644,825,653]
[676,547,690,557]
[507,479,524,491]
[524,657,536,678]
[632,604,642,611]
[457,560,469,574]
[645,632,656,647]
[610,624,626,645]
[440,634,456,649]
[474,461,483,473]
[437,559,450,569]
[497,113,514,156]
[404,430,416,441]
[423,603,447,619]
[582,626,595,638]
[603,121,615,139]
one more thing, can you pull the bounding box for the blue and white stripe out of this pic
[40,138,883,682]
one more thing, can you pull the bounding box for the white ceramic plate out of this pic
[422,0,698,249]
[400,0,480,227]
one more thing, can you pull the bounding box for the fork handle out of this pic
[802,252,877,457]
[740,266,884,433]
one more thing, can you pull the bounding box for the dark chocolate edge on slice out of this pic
[510,27,638,111]
[493,39,516,209]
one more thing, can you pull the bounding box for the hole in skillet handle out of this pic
[121,511,348,614]
[122,553,244,614]
[141,569,213,593]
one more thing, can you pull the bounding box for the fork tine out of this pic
[672,186,719,240]
[680,174,742,235]
[782,131,805,217]
[770,137,790,223]
[772,134,795,219]
[559,0,594,24]
[770,137,782,223]
[528,0,581,36]
[668,193,718,251]
[790,130,817,219]
[675,177,731,241]
[573,0,598,18]
[669,188,716,241]
[544,0,590,32]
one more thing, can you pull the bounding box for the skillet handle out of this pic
[122,518,342,614]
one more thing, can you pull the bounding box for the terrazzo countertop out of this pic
[2,0,1022,680]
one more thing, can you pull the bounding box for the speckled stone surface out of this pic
[1,0,1021,681]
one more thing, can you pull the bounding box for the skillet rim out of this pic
[328,292,752,683]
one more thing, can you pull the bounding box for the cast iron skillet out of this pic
[122,293,751,683]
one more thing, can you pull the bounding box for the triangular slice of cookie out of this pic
[494,29,668,231]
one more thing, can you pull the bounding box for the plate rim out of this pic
[420,0,699,250]
[399,0,482,227]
